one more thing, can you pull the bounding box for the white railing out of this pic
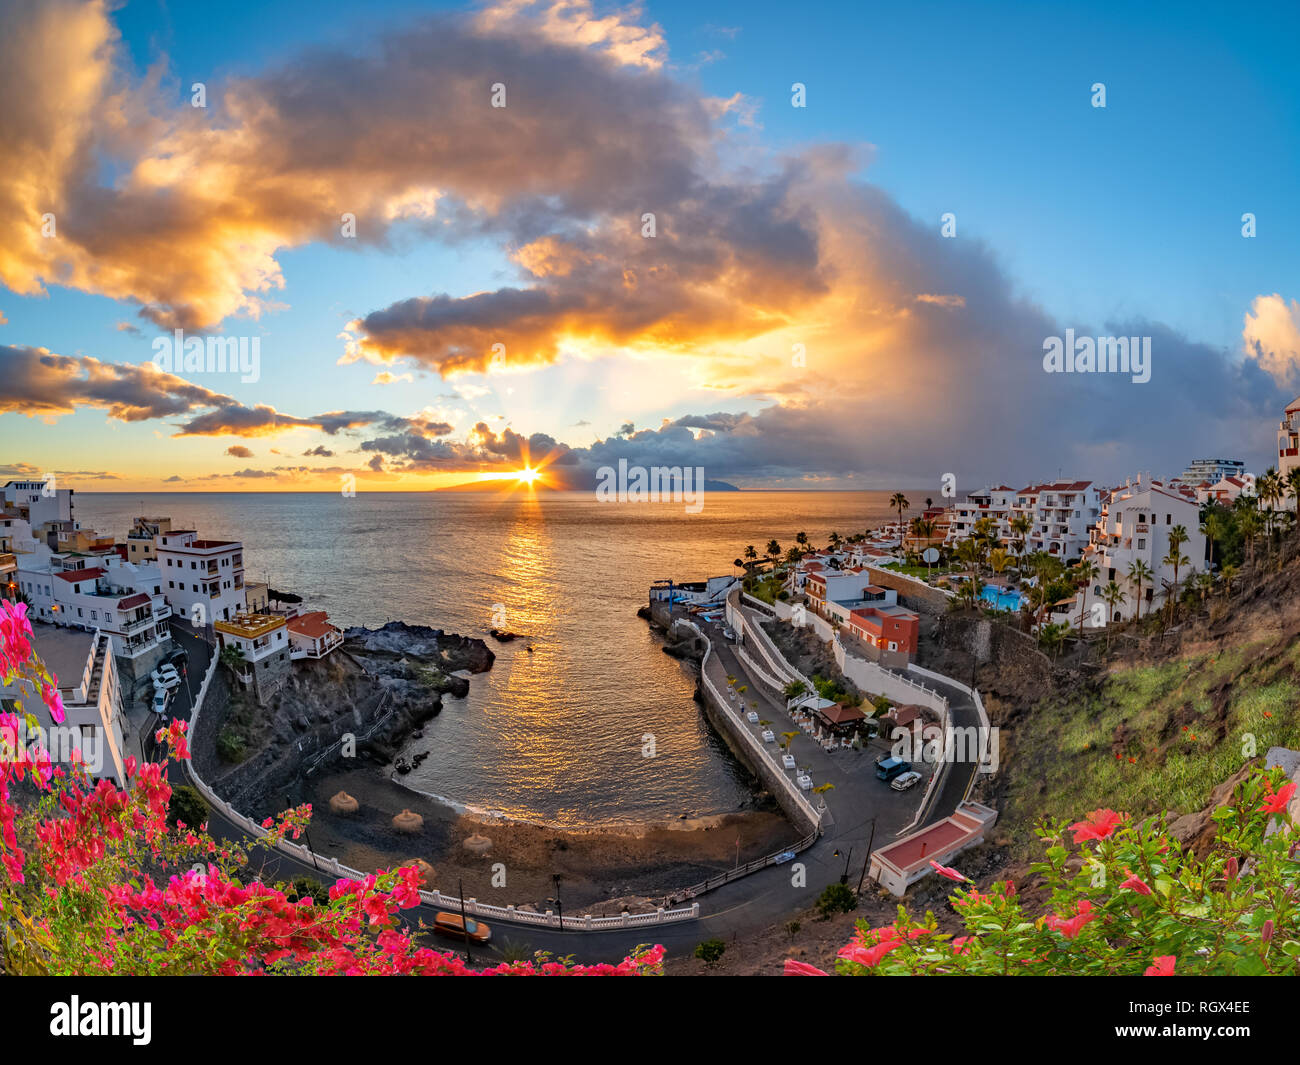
[185,643,702,931]
[698,655,824,831]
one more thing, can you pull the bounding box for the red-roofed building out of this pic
[846,605,920,668]
[869,801,999,896]
[287,610,344,660]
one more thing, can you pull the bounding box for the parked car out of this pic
[152,665,181,689]
[875,756,913,782]
[164,647,188,670]
[151,690,170,715]
[781,754,797,770]
[774,850,796,864]
[890,770,923,792]
[432,912,491,944]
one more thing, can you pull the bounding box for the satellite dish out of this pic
[922,548,940,564]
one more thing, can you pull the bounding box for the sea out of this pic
[76,490,911,826]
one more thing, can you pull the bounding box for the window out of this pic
[1138,538,1146,549]
[168,581,174,589]
[77,607,83,617]
[1166,514,1172,525]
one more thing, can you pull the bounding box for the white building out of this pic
[1087,478,1205,622]
[1196,473,1255,507]
[214,612,292,705]
[15,557,172,663]
[945,486,1016,546]
[0,625,129,785]
[1,478,75,533]
[1016,480,1104,561]
[287,611,344,660]
[156,530,246,625]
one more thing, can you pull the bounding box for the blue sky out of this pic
[2,0,1298,489]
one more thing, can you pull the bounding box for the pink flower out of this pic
[1044,900,1097,940]
[1258,782,1296,815]
[1120,872,1152,896]
[930,860,968,883]
[1144,955,1176,976]
[784,959,829,976]
[1069,809,1124,843]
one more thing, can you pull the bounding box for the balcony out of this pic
[120,612,156,634]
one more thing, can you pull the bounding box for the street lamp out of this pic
[856,817,878,894]
[548,873,564,931]
[833,847,853,885]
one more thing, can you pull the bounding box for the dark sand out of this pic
[294,764,799,914]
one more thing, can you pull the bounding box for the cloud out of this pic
[0,345,236,421]
[224,445,254,458]
[372,371,414,385]
[1243,294,1300,394]
[0,0,705,330]
[51,469,119,479]
[303,445,335,457]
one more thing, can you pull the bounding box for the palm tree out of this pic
[1219,562,1239,599]
[1258,467,1282,556]
[1163,525,1190,623]
[1010,514,1032,559]
[218,644,246,676]
[1040,621,1070,660]
[989,548,1011,576]
[1237,507,1261,567]
[765,539,781,566]
[827,531,842,551]
[1127,558,1153,622]
[743,545,758,571]
[1287,468,1300,529]
[889,492,910,532]
[1100,581,1126,651]
[795,531,809,551]
[1201,509,1228,573]
[781,731,799,753]
[1074,560,1098,634]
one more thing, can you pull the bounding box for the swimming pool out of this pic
[980,586,1023,611]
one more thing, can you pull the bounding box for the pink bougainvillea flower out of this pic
[784,959,829,976]
[1258,782,1297,815]
[1069,809,1124,843]
[1144,955,1176,976]
[1120,871,1152,896]
[930,860,969,883]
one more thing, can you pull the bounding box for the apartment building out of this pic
[0,625,129,785]
[1088,478,1205,622]
[156,530,245,625]
[125,516,175,563]
[15,556,172,672]
[214,612,292,705]
[1015,480,1103,560]
[944,486,1016,546]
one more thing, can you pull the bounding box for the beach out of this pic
[297,763,800,914]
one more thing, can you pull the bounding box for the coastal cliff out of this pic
[193,621,493,814]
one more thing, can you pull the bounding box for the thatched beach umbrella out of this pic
[328,791,359,815]
[392,808,424,833]
[463,833,493,855]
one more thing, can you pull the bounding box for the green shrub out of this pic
[817,882,857,919]
[166,784,209,828]
[694,939,727,968]
[216,727,247,763]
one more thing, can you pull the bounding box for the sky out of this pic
[2,0,1299,494]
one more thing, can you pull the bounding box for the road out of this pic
[147,608,982,965]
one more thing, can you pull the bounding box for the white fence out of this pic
[692,621,824,832]
[184,645,700,930]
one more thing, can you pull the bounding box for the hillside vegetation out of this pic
[992,534,1300,857]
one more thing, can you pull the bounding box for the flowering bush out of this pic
[0,600,662,975]
[789,767,1299,976]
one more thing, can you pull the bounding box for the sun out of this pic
[516,466,540,485]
